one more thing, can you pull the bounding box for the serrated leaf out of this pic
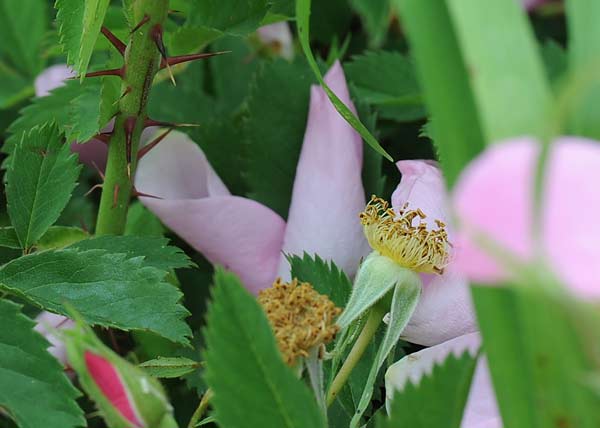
[379,351,477,428]
[296,0,393,162]
[0,0,47,76]
[5,78,116,156]
[139,357,200,378]
[345,51,425,122]
[0,299,85,428]
[6,124,81,249]
[56,0,111,77]
[244,59,315,217]
[0,226,88,250]
[0,248,192,345]
[204,269,326,428]
[68,235,193,272]
[288,253,351,308]
[187,0,270,35]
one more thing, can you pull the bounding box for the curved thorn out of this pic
[84,184,104,197]
[130,14,150,34]
[83,67,124,79]
[138,128,173,160]
[132,188,163,200]
[160,51,231,69]
[101,27,126,56]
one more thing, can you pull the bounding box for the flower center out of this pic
[258,278,341,366]
[360,196,450,274]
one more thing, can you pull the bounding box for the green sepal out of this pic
[350,276,422,427]
[64,312,176,428]
[337,252,417,329]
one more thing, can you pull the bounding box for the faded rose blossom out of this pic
[33,312,75,366]
[390,160,477,346]
[136,61,370,293]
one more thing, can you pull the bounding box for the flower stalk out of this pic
[95,0,170,235]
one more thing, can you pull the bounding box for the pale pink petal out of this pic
[84,351,144,427]
[543,138,600,298]
[392,160,451,238]
[34,64,74,97]
[452,139,537,284]
[392,160,476,345]
[34,311,75,365]
[136,131,285,294]
[401,267,477,346]
[277,61,370,278]
[385,332,501,428]
[257,22,294,60]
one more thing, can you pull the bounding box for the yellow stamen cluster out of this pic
[258,278,341,366]
[360,196,450,274]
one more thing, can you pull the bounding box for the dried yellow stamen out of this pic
[360,196,450,274]
[258,279,341,366]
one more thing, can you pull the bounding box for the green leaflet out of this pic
[139,357,201,379]
[0,299,84,428]
[0,248,192,345]
[295,0,393,162]
[56,0,111,77]
[380,351,477,428]
[204,269,326,428]
[5,124,81,249]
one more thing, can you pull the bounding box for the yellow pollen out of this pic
[258,278,341,366]
[360,196,450,274]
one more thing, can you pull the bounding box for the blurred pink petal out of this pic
[34,311,75,365]
[136,131,286,294]
[34,64,74,97]
[392,160,477,345]
[85,351,144,427]
[257,22,294,60]
[453,137,600,298]
[385,332,501,428]
[278,61,370,278]
[522,0,547,10]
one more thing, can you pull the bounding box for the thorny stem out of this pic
[95,0,169,235]
[326,301,387,406]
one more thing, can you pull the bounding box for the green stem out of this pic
[187,389,214,428]
[326,302,387,406]
[95,0,169,235]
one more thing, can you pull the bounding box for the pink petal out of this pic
[84,351,144,427]
[543,138,600,298]
[136,131,286,294]
[277,61,370,278]
[71,140,108,171]
[452,139,537,284]
[257,22,294,60]
[34,312,75,365]
[392,160,476,345]
[401,267,477,346]
[385,332,501,428]
[34,64,74,97]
